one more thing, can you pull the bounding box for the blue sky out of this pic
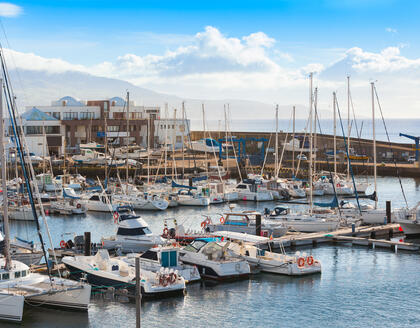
[1,1,420,117]
[3,0,417,65]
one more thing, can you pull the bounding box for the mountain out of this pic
[9,68,331,120]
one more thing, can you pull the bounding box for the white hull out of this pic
[283,220,339,232]
[398,221,420,236]
[178,196,210,206]
[0,293,24,321]
[237,191,273,202]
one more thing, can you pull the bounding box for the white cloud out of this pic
[0,3,22,17]
[4,26,420,117]
[385,27,397,34]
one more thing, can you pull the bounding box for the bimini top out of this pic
[21,107,58,121]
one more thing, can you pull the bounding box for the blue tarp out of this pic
[171,180,197,190]
[314,196,339,208]
[192,176,207,182]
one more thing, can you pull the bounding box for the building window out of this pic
[26,126,43,135]
[131,112,142,119]
[176,136,182,143]
[80,112,94,120]
[63,112,78,120]
[104,102,108,111]
[113,112,124,119]
[45,126,60,134]
[52,112,60,120]
[129,125,136,132]
[107,126,119,132]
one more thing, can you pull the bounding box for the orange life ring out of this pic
[163,227,169,235]
[113,212,119,223]
[220,216,225,224]
[297,257,305,267]
[307,256,314,266]
[201,221,207,228]
[60,240,67,248]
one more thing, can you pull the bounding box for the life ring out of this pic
[163,227,169,235]
[297,257,305,267]
[307,256,314,266]
[76,203,81,209]
[113,212,119,223]
[220,216,225,224]
[60,240,67,248]
[163,276,169,287]
[201,221,207,228]
[205,217,211,225]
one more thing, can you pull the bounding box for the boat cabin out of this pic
[140,247,179,268]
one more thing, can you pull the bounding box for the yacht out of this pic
[50,198,87,215]
[101,206,164,252]
[62,249,185,299]
[204,211,287,237]
[228,242,321,275]
[187,138,220,153]
[177,189,210,206]
[234,180,273,202]
[113,192,169,211]
[179,239,250,280]
[79,192,116,212]
[393,202,420,236]
[121,246,201,283]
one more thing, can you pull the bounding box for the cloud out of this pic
[0,3,22,17]
[385,27,397,34]
[4,26,420,117]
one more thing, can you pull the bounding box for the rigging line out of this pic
[276,110,293,178]
[373,85,408,208]
[315,105,342,218]
[294,113,310,178]
[349,88,368,177]
[260,133,272,176]
[0,56,53,282]
[335,95,362,215]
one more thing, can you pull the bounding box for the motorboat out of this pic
[8,204,34,221]
[393,202,420,236]
[35,173,61,192]
[177,189,210,206]
[121,246,201,283]
[50,198,87,215]
[227,239,321,275]
[53,174,84,190]
[204,211,287,237]
[179,238,250,280]
[234,180,273,202]
[101,206,164,252]
[79,192,116,212]
[0,258,91,322]
[266,209,340,233]
[62,249,185,299]
[113,192,169,211]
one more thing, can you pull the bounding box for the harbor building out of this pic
[18,96,189,156]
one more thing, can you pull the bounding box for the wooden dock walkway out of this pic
[269,223,419,252]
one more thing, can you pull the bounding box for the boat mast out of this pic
[224,104,229,176]
[202,103,207,177]
[314,88,318,176]
[164,103,168,177]
[147,113,150,185]
[333,92,337,177]
[275,105,278,179]
[292,105,295,176]
[126,91,129,183]
[347,76,351,180]
[0,79,11,270]
[172,108,177,180]
[309,73,313,214]
[371,82,377,209]
[181,101,185,178]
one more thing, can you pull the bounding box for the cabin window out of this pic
[236,184,247,189]
[90,195,100,201]
[2,273,9,280]
[184,240,207,253]
[15,271,21,278]
[22,270,27,277]
[117,227,147,236]
[140,250,158,261]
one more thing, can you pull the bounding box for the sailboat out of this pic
[0,64,91,321]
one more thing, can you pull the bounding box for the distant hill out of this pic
[8,68,332,120]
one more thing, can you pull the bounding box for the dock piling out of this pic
[84,232,91,256]
[255,214,261,236]
[386,201,391,224]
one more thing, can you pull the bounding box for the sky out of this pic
[0,0,420,118]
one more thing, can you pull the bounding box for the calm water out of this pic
[192,118,420,143]
[6,176,420,327]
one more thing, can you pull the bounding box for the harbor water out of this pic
[6,176,420,327]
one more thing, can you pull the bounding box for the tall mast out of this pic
[371,82,377,209]
[164,103,168,177]
[292,105,295,176]
[104,102,108,181]
[347,76,351,180]
[181,102,185,178]
[314,87,318,175]
[275,104,279,178]
[147,113,150,185]
[224,105,229,176]
[126,91,129,183]
[333,92,337,177]
[202,103,207,176]
[171,108,177,180]
[0,79,11,270]
[309,73,313,213]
